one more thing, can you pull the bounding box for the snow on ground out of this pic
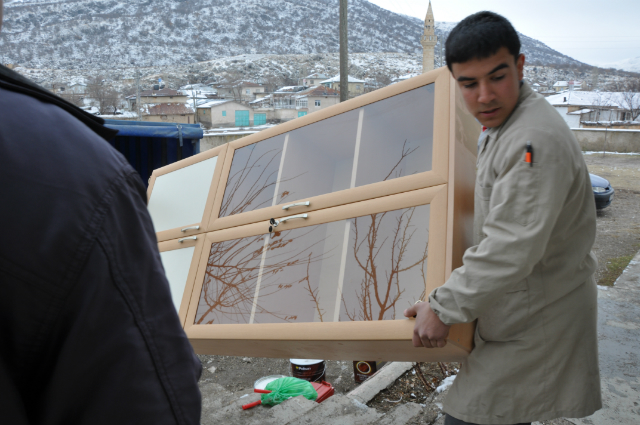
[436,375,456,394]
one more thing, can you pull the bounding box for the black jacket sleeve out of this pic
[36,170,202,425]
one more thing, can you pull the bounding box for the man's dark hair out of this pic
[445,11,521,72]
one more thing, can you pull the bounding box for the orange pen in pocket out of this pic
[525,141,533,166]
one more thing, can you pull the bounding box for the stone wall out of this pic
[572,129,640,153]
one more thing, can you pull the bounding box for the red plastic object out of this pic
[254,389,272,394]
[242,400,262,410]
[311,381,335,403]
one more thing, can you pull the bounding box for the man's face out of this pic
[451,47,525,128]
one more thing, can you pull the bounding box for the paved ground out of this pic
[566,250,640,425]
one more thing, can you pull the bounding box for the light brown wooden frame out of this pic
[147,143,229,242]
[158,234,207,327]
[206,67,452,232]
[184,185,474,362]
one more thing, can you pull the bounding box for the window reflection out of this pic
[219,134,285,218]
[355,84,435,187]
[197,204,430,325]
[276,109,360,203]
[218,84,435,218]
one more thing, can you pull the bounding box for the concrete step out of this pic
[200,385,266,425]
[373,402,424,425]
[287,394,383,425]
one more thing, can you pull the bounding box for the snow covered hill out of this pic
[0,0,588,70]
[601,57,640,74]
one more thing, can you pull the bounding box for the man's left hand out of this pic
[404,302,451,348]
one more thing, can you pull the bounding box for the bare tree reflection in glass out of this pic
[341,205,430,321]
[219,135,284,218]
[196,226,334,325]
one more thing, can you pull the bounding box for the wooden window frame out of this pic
[147,143,228,242]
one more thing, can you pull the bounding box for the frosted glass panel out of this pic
[197,204,430,324]
[160,246,196,311]
[148,156,218,232]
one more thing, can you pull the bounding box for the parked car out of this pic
[590,173,614,210]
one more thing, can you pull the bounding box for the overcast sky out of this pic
[367,0,640,67]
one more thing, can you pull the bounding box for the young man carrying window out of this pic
[405,12,601,425]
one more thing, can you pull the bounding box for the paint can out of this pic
[290,359,326,382]
[353,361,387,383]
[254,374,287,391]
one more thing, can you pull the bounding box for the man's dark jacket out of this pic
[0,65,202,424]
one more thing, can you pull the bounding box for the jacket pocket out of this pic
[511,161,539,226]
[477,280,530,342]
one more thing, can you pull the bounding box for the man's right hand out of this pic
[404,301,451,348]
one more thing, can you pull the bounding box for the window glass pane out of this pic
[276,109,359,205]
[355,84,435,187]
[148,156,218,232]
[195,235,267,324]
[219,134,285,217]
[198,204,429,324]
[160,246,196,311]
[339,204,430,321]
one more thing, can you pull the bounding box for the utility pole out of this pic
[135,66,141,120]
[339,0,348,102]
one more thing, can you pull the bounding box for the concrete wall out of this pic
[140,95,189,104]
[144,114,194,124]
[200,133,252,151]
[572,128,640,153]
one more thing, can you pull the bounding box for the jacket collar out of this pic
[486,81,534,140]
[0,65,118,141]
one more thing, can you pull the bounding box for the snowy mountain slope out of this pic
[601,57,640,74]
[0,0,588,70]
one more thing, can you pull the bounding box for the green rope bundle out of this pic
[261,377,318,406]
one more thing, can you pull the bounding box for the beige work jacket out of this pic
[429,82,601,424]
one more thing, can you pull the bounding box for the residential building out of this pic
[545,91,640,128]
[302,73,330,87]
[197,99,258,128]
[67,82,87,95]
[215,81,265,101]
[248,85,339,123]
[126,88,188,111]
[140,103,196,124]
[293,86,340,114]
[320,75,366,98]
[553,81,582,92]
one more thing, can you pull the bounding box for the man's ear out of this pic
[516,54,525,81]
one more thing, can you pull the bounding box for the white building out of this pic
[545,91,640,128]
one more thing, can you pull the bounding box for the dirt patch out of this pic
[584,153,640,285]
[367,362,459,412]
